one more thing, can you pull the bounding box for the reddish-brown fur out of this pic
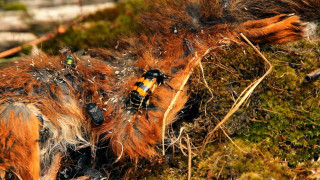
[0,0,319,178]
[0,104,40,179]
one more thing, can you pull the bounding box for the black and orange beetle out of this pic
[128,69,172,119]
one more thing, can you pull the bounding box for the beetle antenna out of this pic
[164,82,182,91]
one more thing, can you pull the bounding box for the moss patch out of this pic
[182,35,320,178]
[1,2,27,11]
[40,0,145,55]
[194,139,295,179]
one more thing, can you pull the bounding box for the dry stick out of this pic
[200,33,273,154]
[187,134,192,180]
[0,35,53,58]
[0,4,116,59]
[162,47,217,155]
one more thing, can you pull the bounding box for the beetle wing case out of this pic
[86,103,105,126]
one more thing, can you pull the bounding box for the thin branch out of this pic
[0,35,53,58]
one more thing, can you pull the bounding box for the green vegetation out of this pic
[2,2,27,11]
[21,44,32,55]
[194,139,295,179]
[0,56,20,66]
[146,37,320,179]
[181,37,320,179]
[40,0,145,55]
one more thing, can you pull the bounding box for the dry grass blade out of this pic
[114,141,124,163]
[199,61,214,116]
[221,127,247,153]
[200,33,273,154]
[217,160,227,179]
[166,127,185,151]
[162,53,199,155]
[179,137,188,156]
[187,134,192,180]
[162,47,217,155]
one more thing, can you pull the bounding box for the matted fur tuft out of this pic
[0,53,115,177]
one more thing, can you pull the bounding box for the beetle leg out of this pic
[184,38,194,54]
[145,97,150,120]
[164,82,182,91]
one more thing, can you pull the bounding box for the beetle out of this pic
[59,47,75,68]
[86,103,105,125]
[128,69,173,119]
[65,54,75,67]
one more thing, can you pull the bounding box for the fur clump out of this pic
[0,53,115,177]
[0,103,40,179]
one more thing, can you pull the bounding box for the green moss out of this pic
[21,45,32,55]
[2,2,27,11]
[242,39,320,166]
[0,57,20,66]
[193,139,294,179]
[40,0,145,54]
[183,35,320,178]
[145,169,187,180]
